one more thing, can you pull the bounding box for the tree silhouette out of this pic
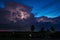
[31,25,35,32]
[40,27,45,32]
[50,26,55,32]
[46,29,51,38]
[50,26,55,38]
[47,29,50,32]
[40,27,46,38]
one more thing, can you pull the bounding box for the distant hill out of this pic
[36,16,60,31]
[36,16,60,23]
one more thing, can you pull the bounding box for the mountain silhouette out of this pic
[36,16,60,23]
[36,16,54,22]
[36,16,60,31]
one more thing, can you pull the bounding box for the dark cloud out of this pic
[0,0,60,18]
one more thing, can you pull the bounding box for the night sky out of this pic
[0,0,60,18]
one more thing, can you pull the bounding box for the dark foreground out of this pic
[0,31,60,40]
[0,38,60,40]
